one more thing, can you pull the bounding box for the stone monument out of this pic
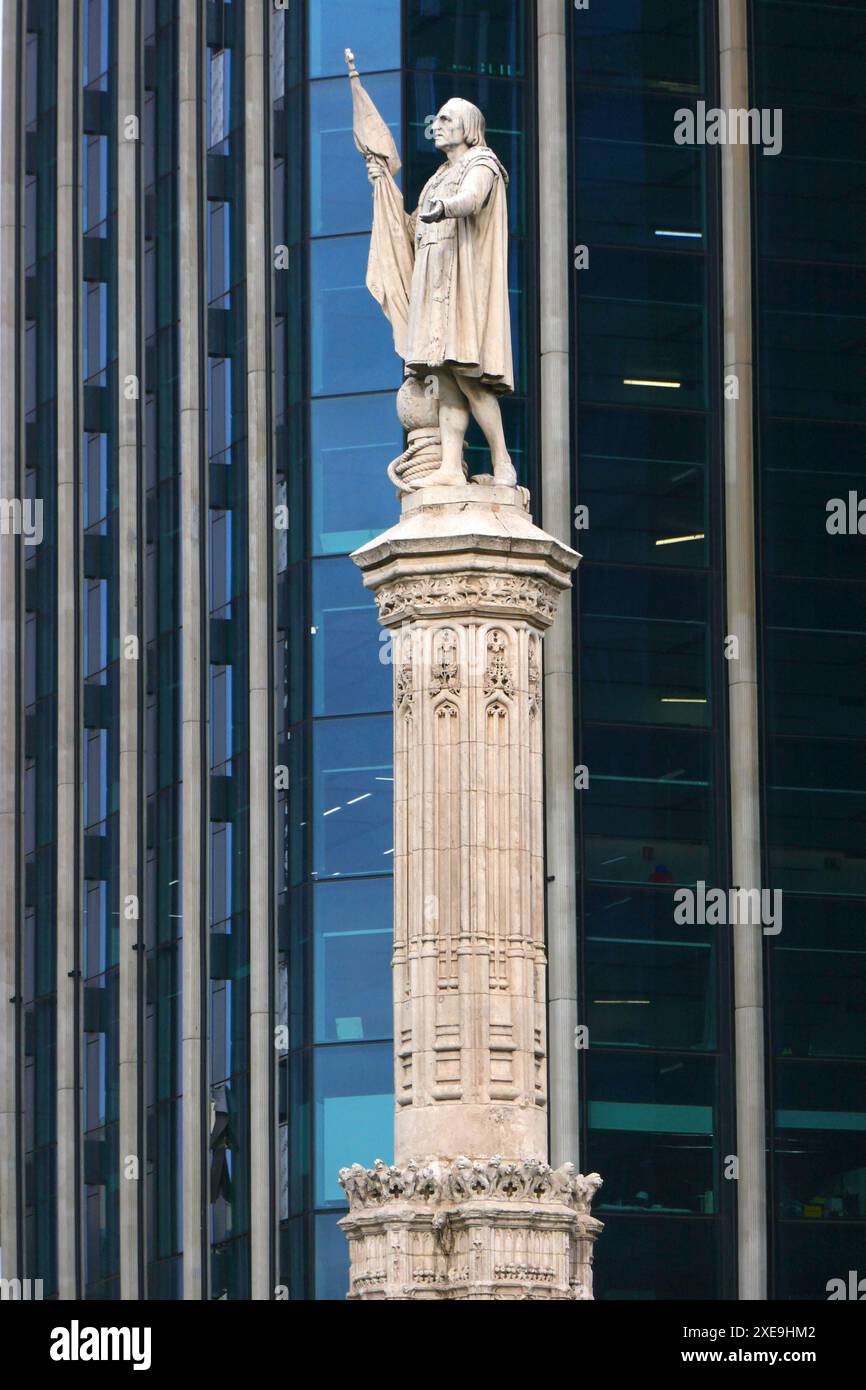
[338,53,603,1300]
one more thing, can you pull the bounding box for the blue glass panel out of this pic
[314,1043,393,1206]
[310,74,400,236]
[310,394,400,554]
[310,237,402,396]
[314,878,392,1043]
[309,0,400,79]
[314,1213,350,1300]
[312,557,391,717]
[312,716,393,879]
[207,201,231,306]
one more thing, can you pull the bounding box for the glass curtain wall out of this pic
[205,0,252,1301]
[284,0,402,1304]
[142,0,182,1301]
[81,0,120,1300]
[22,0,60,1298]
[751,0,866,1300]
[569,0,735,1300]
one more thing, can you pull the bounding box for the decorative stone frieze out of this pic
[340,1157,602,1211]
[374,572,562,627]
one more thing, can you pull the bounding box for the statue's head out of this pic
[432,98,487,153]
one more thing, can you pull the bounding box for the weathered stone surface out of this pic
[341,483,602,1301]
[338,1158,602,1300]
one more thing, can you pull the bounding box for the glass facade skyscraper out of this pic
[0,0,863,1303]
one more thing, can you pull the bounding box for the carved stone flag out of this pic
[345,48,413,356]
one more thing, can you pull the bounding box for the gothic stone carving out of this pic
[483,629,514,698]
[429,628,460,696]
[339,1157,603,1213]
[375,573,561,627]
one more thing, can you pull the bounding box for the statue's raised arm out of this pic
[347,53,516,493]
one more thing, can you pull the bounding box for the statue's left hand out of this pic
[419,198,446,224]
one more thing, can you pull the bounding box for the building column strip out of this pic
[117,0,143,1301]
[245,0,276,1302]
[55,0,84,1301]
[179,0,209,1302]
[0,0,22,1284]
[719,0,767,1301]
[537,0,580,1169]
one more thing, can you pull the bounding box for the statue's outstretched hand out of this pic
[366,156,386,185]
[419,198,446,224]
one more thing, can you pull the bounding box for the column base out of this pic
[339,1158,602,1301]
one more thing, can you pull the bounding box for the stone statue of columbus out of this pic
[346,49,516,492]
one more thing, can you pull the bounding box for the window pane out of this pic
[775,1060,866,1220]
[594,1216,720,1300]
[577,406,709,568]
[583,725,713,885]
[581,566,711,727]
[585,885,716,1051]
[314,1043,393,1206]
[588,1053,719,1216]
[579,247,707,411]
[575,90,706,248]
[314,1212,350,1301]
[771,898,866,1061]
[572,0,705,94]
[311,394,400,555]
[407,0,526,78]
[309,74,400,237]
[312,557,391,717]
[309,0,400,79]
[767,735,866,896]
[314,878,392,1044]
[766,576,866,739]
[310,236,402,396]
[312,716,393,879]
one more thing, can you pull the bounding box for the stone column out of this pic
[340,482,603,1301]
[719,0,766,1301]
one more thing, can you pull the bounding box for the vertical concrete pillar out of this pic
[117,0,143,1301]
[179,0,209,1301]
[537,0,579,1169]
[0,0,21,1282]
[244,0,276,1301]
[719,0,767,1301]
[56,0,83,1301]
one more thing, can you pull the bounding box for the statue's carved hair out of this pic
[444,98,487,148]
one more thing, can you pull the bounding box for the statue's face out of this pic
[432,103,466,151]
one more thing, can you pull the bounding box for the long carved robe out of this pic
[365,148,514,396]
[404,148,513,395]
